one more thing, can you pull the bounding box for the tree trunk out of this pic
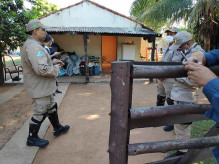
[204,1,211,52]
[0,52,5,85]
[204,37,211,52]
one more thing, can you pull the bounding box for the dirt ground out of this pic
[0,82,209,163]
[32,82,209,164]
[0,84,32,150]
[0,84,17,94]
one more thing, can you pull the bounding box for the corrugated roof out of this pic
[47,27,161,36]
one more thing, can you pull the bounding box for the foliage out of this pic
[189,0,219,49]
[27,0,59,19]
[0,0,58,53]
[0,0,58,84]
[130,0,193,32]
[130,0,219,49]
[168,120,216,163]
[191,120,215,138]
[0,0,28,84]
[0,0,28,52]
[191,120,216,163]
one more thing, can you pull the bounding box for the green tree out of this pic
[130,0,193,31]
[189,0,219,51]
[130,0,219,51]
[0,0,30,85]
[0,0,58,85]
[27,0,58,19]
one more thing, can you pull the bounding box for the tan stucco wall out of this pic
[51,35,101,58]
[52,35,142,61]
[50,35,142,71]
[117,36,141,61]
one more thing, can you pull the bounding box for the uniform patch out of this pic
[182,38,187,43]
[32,23,37,28]
[192,52,201,56]
[37,51,43,57]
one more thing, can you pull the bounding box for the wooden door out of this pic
[102,36,117,73]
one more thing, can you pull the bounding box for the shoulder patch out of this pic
[37,51,43,57]
[192,52,201,56]
[182,38,187,43]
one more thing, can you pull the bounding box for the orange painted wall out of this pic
[140,38,150,61]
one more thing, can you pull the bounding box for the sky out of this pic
[24,0,135,17]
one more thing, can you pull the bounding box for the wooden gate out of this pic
[109,61,219,164]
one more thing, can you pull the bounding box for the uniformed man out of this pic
[165,31,205,158]
[157,27,179,131]
[21,19,70,147]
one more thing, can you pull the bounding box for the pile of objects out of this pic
[58,52,100,77]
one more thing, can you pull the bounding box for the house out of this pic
[39,0,161,73]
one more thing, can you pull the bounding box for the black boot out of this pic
[27,124,49,147]
[156,94,166,106]
[48,111,70,137]
[166,97,174,105]
[163,125,174,131]
[55,89,62,94]
[163,97,174,131]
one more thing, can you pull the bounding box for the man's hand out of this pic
[184,62,217,86]
[56,60,64,69]
[56,60,64,66]
[186,53,206,65]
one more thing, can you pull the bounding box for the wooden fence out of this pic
[109,61,219,164]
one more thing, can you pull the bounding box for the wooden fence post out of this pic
[83,34,89,84]
[109,61,131,164]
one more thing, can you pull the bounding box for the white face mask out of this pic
[165,36,174,43]
[183,44,189,54]
[184,49,189,54]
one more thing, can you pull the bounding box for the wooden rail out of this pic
[128,136,219,155]
[130,104,211,120]
[109,61,219,164]
[133,64,219,78]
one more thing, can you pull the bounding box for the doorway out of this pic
[101,36,117,73]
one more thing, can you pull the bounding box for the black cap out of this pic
[44,34,52,42]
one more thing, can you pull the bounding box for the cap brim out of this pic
[169,44,180,51]
[165,30,177,33]
[41,25,48,30]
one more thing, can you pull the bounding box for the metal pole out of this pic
[150,36,155,83]
[151,37,155,62]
